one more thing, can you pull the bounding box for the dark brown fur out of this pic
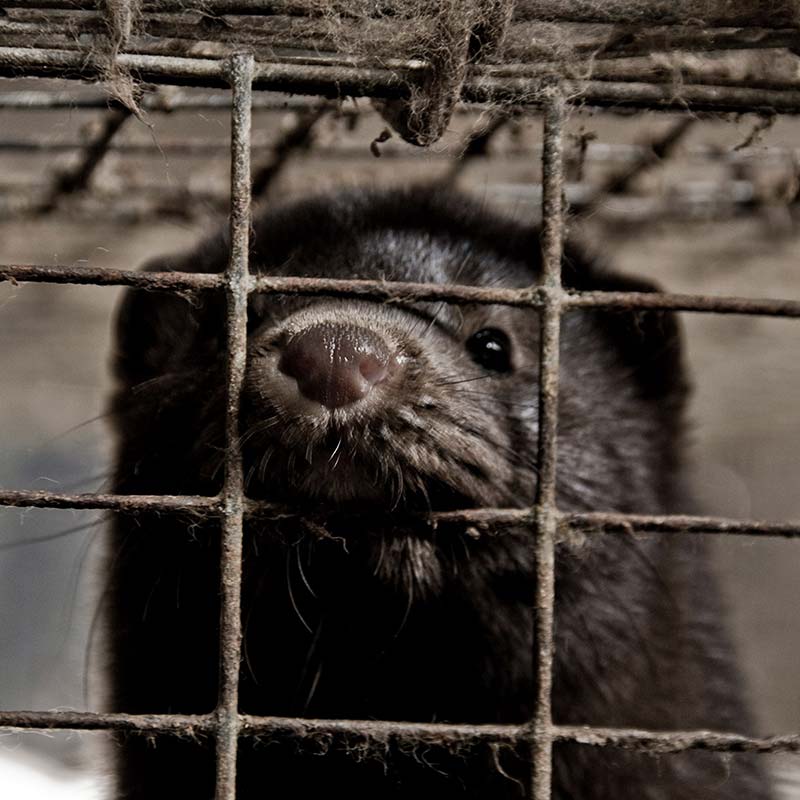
[108,188,772,799]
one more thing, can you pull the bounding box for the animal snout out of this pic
[278,322,398,409]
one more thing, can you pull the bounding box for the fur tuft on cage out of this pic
[3,0,800,127]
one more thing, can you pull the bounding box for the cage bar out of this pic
[1,0,792,28]
[213,51,254,800]
[4,265,800,318]
[529,89,567,800]
[3,710,800,758]
[4,47,800,114]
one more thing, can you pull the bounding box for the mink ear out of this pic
[112,254,222,387]
[562,244,688,407]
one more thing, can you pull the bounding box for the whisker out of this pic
[286,547,313,634]
[434,374,494,387]
[238,416,281,448]
[295,540,318,599]
[327,436,343,464]
[84,565,117,709]
[302,659,324,713]
[390,569,415,642]
[38,413,112,447]
[297,619,324,710]
[242,565,272,686]
[59,471,114,491]
[0,517,104,551]
[55,526,103,670]
[258,447,275,484]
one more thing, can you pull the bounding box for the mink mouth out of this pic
[238,380,509,524]
[245,464,477,516]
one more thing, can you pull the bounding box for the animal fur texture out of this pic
[108,188,771,799]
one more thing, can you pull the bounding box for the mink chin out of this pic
[107,187,773,799]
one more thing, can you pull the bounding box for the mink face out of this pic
[109,188,770,799]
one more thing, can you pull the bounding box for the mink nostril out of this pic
[359,353,390,385]
[278,322,397,409]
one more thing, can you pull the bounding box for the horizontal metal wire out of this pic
[2,264,800,317]
[4,13,794,67]
[3,0,794,29]
[0,710,216,734]
[4,3,796,62]
[554,726,800,755]
[0,88,355,112]
[2,709,799,756]
[0,489,797,539]
[4,47,800,115]
[0,489,221,512]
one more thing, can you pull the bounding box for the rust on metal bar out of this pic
[471,76,800,115]
[250,275,541,307]
[0,1,342,15]
[238,715,525,745]
[0,710,214,733]
[4,0,795,30]
[214,50,253,800]
[555,725,800,755]
[514,0,800,28]
[3,7,796,61]
[0,264,224,289]
[0,47,412,97]
[564,291,800,317]
[3,265,800,319]
[530,89,567,800]
[0,89,346,112]
[1,492,798,541]
[0,489,221,513]
[3,709,800,758]
[563,512,800,538]
[5,47,800,115]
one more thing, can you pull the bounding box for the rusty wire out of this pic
[213,51,253,797]
[529,91,566,800]
[4,48,800,114]
[3,710,800,757]
[0,486,799,539]
[2,0,800,118]
[1,0,796,28]
[2,2,798,62]
[3,265,800,317]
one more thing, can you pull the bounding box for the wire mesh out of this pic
[2,2,800,799]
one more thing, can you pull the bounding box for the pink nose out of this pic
[278,323,397,409]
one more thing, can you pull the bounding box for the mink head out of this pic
[112,187,686,594]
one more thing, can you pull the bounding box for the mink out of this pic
[107,187,772,799]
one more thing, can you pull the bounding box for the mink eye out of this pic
[466,328,513,373]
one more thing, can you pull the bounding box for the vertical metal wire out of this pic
[215,51,254,800]
[531,91,567,800]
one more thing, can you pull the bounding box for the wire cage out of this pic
[2,2,800,798]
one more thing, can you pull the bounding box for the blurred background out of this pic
[0,78,799,796]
